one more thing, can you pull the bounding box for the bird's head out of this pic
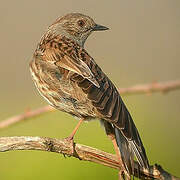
[48,13,109,47]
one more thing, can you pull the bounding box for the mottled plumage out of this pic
[30,13,149,176]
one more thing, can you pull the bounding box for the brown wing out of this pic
[41,36,99,88]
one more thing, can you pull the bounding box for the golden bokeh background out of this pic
[0,0,180,179]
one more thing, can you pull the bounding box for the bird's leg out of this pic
[64,118,84,155]
[109,135,130,180]
[67,118,84,140]
[103,121,129,179]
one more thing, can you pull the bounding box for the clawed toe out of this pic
[64,136,75,155]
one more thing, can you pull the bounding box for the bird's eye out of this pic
[77,20,85,27]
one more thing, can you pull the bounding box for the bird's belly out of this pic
[30,63,96,118]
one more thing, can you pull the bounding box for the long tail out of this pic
[114,126,134,174]
[104,117,149,175]
[115,101,149,172]
[103,99,149,175]
[114,125,149,174]
[101,96,149,175]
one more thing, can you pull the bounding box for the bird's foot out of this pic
[63,136,75,155]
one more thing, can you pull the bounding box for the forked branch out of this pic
[0,136,179,180]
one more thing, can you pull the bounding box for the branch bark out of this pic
[0,80,179,130]
[0,136,179,180]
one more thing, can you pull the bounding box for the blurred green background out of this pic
[0,0,180,179]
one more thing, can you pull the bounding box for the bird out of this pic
[29,13,149,178]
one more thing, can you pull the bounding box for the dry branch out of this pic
[0,105,54,129]
[118,80,180,95]
[0,79,179,130]
[0,136,179,180]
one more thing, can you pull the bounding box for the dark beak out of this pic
[93,24,109,31]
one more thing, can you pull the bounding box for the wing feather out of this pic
[42,36,100,88]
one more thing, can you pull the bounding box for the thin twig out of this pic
[119,80,180,95]
[0,106,54,129]
[0,80,179,129]
[0,136,179,180]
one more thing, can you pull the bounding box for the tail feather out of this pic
[114,100,150,172]
[129,141,148,168]
[102,100,149,175]
[114,127,134,174]
[114,126,149,176]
